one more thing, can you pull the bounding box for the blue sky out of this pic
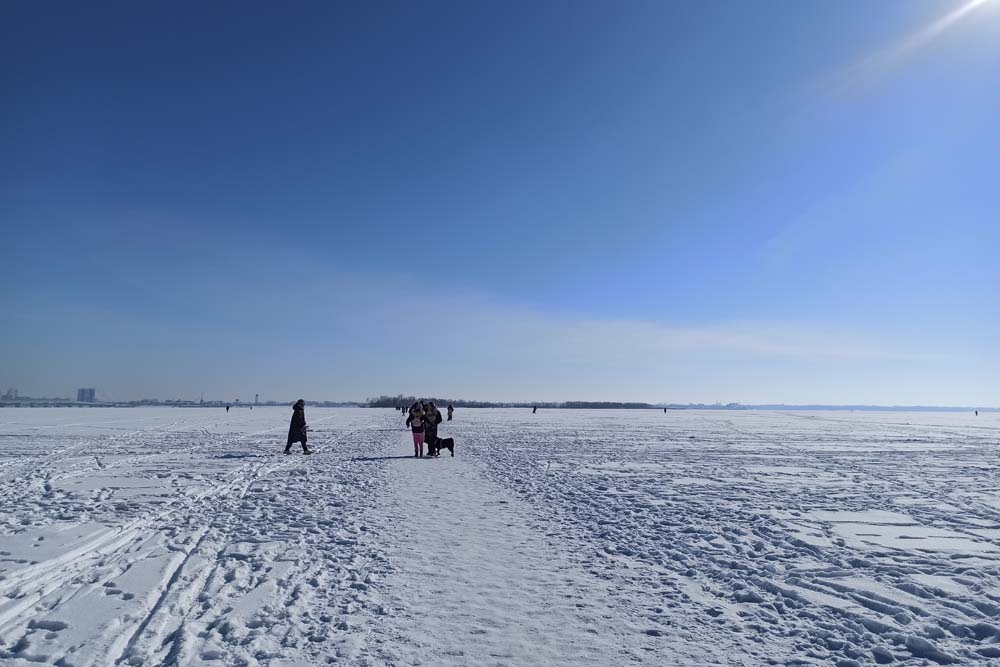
[2,1,998,404]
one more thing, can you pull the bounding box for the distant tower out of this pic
[77,388,96,403]
[255,393,259,406]
[199,393,204,405]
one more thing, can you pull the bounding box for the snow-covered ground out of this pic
[1,408,998,666]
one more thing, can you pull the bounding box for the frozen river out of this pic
[1,408,998,666]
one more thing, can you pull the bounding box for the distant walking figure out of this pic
[406,402,426,457]
[664,407,667,414]
[286,399,311,454]
[532,406,537,414]
[976,410,979,416]
[226,404,230,413]
[447,404,454,421]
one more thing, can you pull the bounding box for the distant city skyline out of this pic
[2,1,998,404]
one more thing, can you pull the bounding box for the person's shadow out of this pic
[351,455,417,462]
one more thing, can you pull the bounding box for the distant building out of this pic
[77,388,96,403]
[2,388,17,400]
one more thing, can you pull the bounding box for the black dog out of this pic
[429,436,455,457]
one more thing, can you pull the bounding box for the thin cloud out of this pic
[2,251,980,403]
[429,293,937,364]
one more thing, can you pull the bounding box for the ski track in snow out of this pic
[0,408,999,666]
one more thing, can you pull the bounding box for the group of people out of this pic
[404,401,453,457]
[285,399,456,457]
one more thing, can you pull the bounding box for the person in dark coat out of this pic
[286,399,311,454]
[447,404,454,421]
[406,402,425,457]
[424,401,443,456]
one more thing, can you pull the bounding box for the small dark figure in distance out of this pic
[286,399,311,454]
[664,407,667,413]
[447,404,454,421]
[976,410,979,416]
[532,406,537,414]
[226,404,230,413]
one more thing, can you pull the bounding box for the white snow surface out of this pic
[1,407,999,666]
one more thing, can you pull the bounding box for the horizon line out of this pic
[2,396,995,412]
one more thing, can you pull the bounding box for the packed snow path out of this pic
[365,437,718,666]
[1,408,999,666]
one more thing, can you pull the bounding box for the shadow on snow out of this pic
[351,455,419,462]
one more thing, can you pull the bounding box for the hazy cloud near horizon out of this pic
[3,250,995,405]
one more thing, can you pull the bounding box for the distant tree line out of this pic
[562,401,654,409]
[366,395,511,408]
[362,399,998,412]
[365,395,658,409]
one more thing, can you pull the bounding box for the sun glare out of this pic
[833,0,999,93]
